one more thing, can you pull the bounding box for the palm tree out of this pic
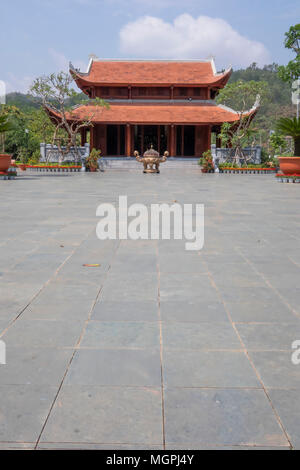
[276,117,300,156]
[0,114,14,153]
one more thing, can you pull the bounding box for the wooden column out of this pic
[90,126,95,151]
[80,128,86,146]
[170,125,176,157]
[157,125,161,154]
[126,124,131,157]
[141,125,144,154]
[117,125,120,156]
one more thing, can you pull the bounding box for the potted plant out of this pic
[16,147,30,171]
[276,117,300,174]
[0,114,13,172]
[199,150,214,173]
[85,148,101,172]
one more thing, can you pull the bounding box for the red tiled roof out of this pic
[46,102,250,125]
[70,59,231,87]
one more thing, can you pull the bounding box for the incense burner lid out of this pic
[143,145,159,158]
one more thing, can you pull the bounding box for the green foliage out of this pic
[217,79,269,111]
[276,117,300,156]
[6,92,40,112]
[28,149,41,165]
[269,132,287,156]
[0,106,14,152]
[199,150,214,172]
[3,106,39,158]
[278,24,300,83]
[16,147,30,164]
[228,64,295,137]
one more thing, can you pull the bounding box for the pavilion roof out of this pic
[70,59,232,88]
[45,100,258,126]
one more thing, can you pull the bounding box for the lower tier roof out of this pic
[45,101,257,126]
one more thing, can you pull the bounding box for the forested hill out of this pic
[229,63,292,107]
[229,63,294,129]
[6,91,87,111]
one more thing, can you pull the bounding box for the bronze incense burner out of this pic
[134,146,168,173]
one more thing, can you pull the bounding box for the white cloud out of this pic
[119,14,271,68]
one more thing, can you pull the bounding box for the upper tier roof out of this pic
[70,58,232,88]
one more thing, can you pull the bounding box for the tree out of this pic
[27,108,58,145]
[2,105,38,158]
[0,112,14,153]
[30,71,109,163]
[269,132,288,157]
[216,80,269,164]
[278,24,300,83]
[276,117,300,156]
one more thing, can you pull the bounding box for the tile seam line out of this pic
[201,254,293,449]
[34,238,121,449]
[236,248,300,319]
[155,240,166,450]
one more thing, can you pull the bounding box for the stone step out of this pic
[101,157,200,169]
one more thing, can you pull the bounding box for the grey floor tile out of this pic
[163,350,260,388]
[37,443,163,449]
[40,385,163,445]
[100,273,158,301]
[0,442,35,449]
[225,300,297,323]
[235,323,300,350]
[92,300,158,322]
[268,389,300,449]
[110,253,157,273]
[160,273,216,301]
[165,444,290,450]
[164,388,288,447]
[250,351,300,389]
[162,322,241,350]
[1,319,83,348]
[160,300,228,323]
[65,349,161,386]
[0,347,72,385]
[0,385,57,442]
[80,321,160,349]
[158,253,207,273]
[22,301,93,322]
[219,286,280,304]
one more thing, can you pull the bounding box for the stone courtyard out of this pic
[1,168,300,449]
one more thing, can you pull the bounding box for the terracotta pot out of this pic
[90,167,97,172]
[18,164,26,171]
[0,153,11,172]
[278,156,300,175]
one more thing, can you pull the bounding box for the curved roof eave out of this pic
[69,59,233,87]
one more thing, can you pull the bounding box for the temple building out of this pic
[46,58,258,158]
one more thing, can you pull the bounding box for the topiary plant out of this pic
[86,148,101,171]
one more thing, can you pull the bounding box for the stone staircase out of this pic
[101,157,200,170]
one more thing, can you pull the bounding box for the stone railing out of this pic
[211,144,262,166]
[40,143,90,163]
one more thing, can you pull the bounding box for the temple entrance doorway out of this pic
[106,125,125,156]
[134,125,168,155]
[176,125,195,156]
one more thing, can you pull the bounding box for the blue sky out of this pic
[0,0,299,93]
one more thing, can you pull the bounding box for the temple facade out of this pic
[47,58,258,158]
